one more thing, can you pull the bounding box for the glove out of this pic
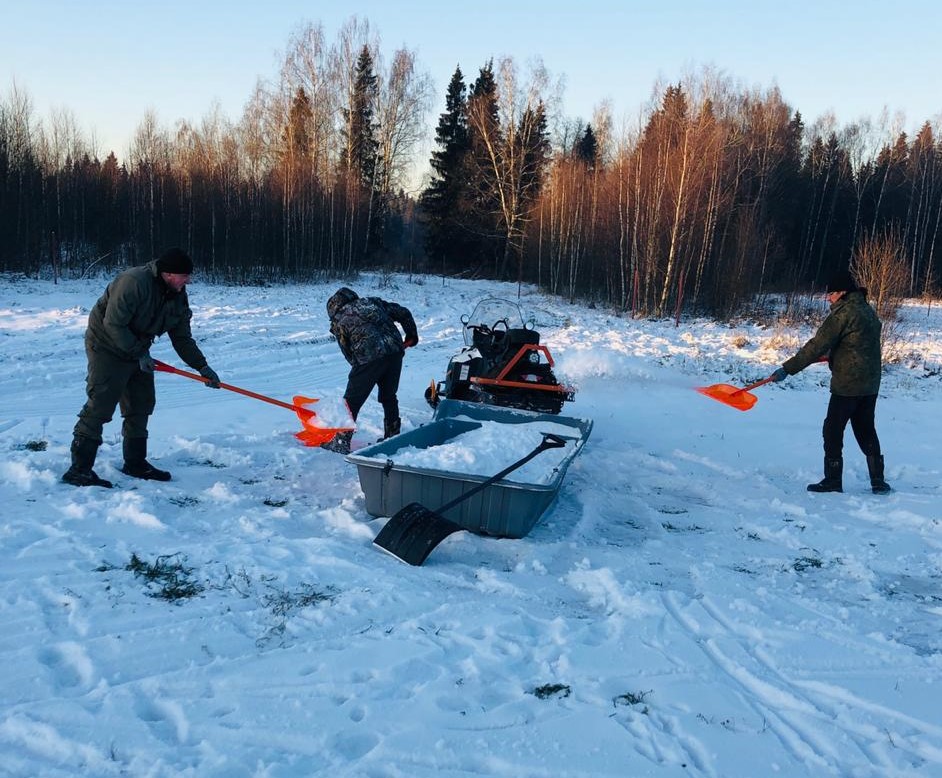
[770,367,788,383]
[139,353,155,373]
[199,364,221,388]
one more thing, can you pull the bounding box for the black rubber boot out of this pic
[867,454,891,494]
[120,437,171,481]
[62,436,113,488]
[320,430,353,455]
[807,457,843,493]
[383,417,401,440]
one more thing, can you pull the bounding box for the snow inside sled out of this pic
[424,298,575,415]
[350,399,593,540]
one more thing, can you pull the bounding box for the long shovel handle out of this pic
[739,356,829,394]
[153,359,308,416]
[738,375,776,394]
[435,432,568,515]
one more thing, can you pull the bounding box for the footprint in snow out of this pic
[38,641,96,693]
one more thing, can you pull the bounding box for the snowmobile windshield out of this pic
[462,299,527,347]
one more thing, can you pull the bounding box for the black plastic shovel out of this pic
[373,432,567,566]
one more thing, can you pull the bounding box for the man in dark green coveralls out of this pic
[768,269,891,495]
[62,248,221,488]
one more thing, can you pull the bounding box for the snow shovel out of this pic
[695,375,774,411]
[373,432,567,566]
[153,360,353,446]
[697,358,829,411]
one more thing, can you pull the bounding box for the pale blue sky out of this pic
[3,0,940,166]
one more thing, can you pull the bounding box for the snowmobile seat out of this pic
[506,328,540,348]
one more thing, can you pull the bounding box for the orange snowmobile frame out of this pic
[153,360,352,446]
[469,343,575,399]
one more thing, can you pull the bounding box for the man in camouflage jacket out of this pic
[62,248,220,488]
[768,269,890,494]
[324,287,418,453]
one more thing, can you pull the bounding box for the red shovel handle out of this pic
[739,375,776,393]
[736,356,829,395]
[739,356,828,394]
[153,359,308,416]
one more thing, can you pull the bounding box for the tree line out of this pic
[424,65,941,316]
[1,17,939,316]
[0,19,431,282]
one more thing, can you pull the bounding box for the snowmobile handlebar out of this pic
[466,319,509,336]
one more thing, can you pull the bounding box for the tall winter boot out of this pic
[120,437,171,481]
[867,454,891,494]
[383,417,401,440]
[62,436,113,488]
[320,430,353,455]
[807,457,843,493]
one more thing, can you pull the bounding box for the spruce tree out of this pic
[343,46,380,189]
[517,101,552,212]
[341,45,381,256]
[420,66,471,268]
[283,87,313,169]
[464,60,503,271]
[575,123,598,168]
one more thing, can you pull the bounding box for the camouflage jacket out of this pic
[329,296,418,367]
[782,290,882,396]
[85,261,208,369]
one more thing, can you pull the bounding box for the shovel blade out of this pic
[292,395,318,425]
[695,383,759,411]
[295,427,346,447]
[292,394,354,447]
[373,502,465,566]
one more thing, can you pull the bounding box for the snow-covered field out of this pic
[1,271,941,777]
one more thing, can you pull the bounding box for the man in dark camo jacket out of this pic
[767,269,890,494]
[324,287,418,454]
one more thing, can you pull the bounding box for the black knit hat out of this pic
[826,270,857,293]
[156,247,194,275]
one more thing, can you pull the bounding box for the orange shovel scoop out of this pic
[695,376,775,411]
[154,360,353,446]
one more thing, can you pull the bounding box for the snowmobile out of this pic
[424,298,575,415]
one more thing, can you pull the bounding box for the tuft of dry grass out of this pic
[765,330,802,353]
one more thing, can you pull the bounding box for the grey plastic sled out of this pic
[372,432,566,566]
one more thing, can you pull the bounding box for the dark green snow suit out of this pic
[73,261,210,444]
